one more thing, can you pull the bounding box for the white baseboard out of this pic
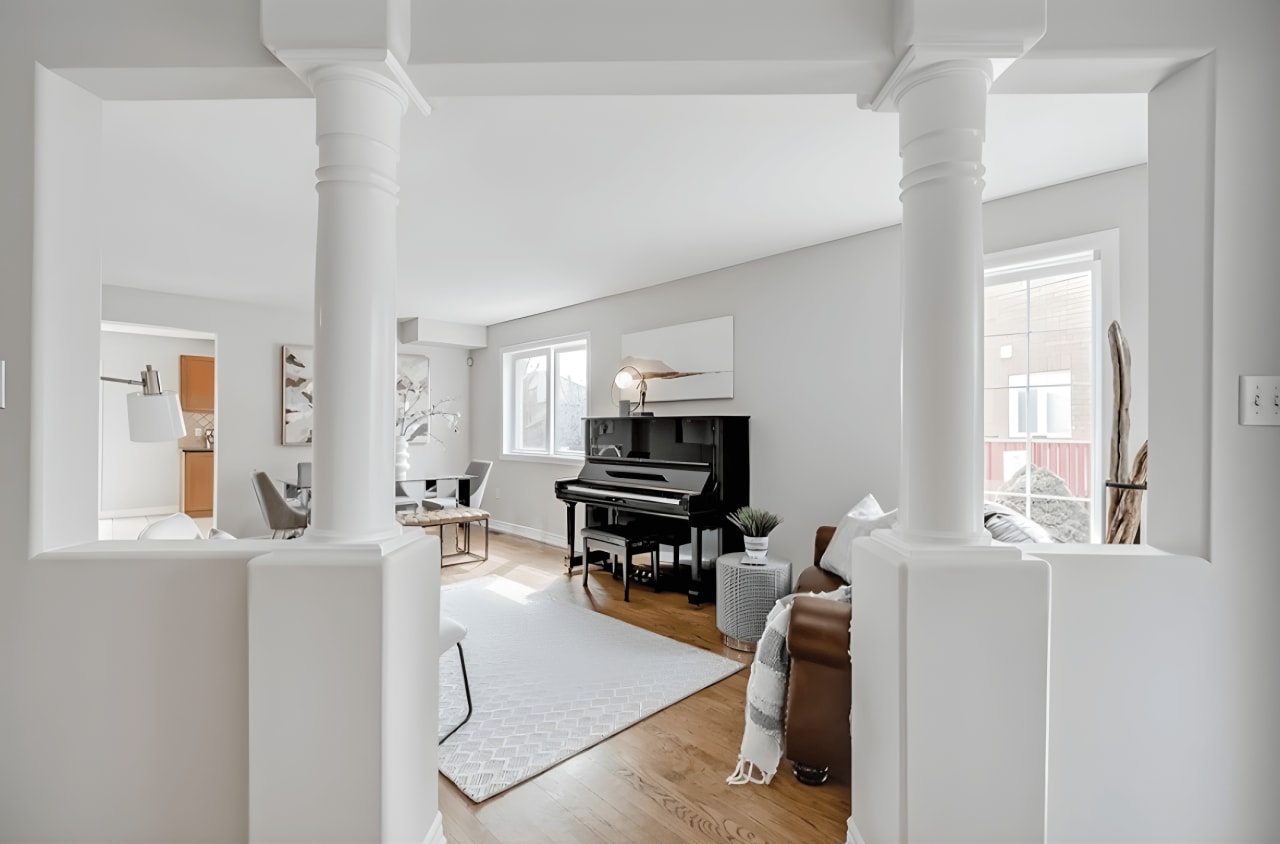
[489,519,564,549]
[422,810,446,844]
[847,817,866,844]
[99,506,179,519]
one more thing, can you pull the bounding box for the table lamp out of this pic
[613,365,650,416]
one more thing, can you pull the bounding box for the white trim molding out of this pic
[423,810,446,844]
[491,520,564,549]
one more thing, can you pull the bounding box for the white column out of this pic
[304,66,407,544]
[895,60,992,545]
[849,44,1050,844]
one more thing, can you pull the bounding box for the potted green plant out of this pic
[727,506,783,561]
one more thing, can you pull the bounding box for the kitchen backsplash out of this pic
[177,411,215,450]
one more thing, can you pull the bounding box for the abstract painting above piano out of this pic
[555,414,749,604]
[619,316,734,403]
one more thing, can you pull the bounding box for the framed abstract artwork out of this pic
[281,344,314,445]
[619,315,734,403]
[396,353,433,443]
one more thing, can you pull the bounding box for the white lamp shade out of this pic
[126,391,186,442]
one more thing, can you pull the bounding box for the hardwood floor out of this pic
[438,530,850,844]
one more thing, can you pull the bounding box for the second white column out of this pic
[895,61,992,545]
[305,66,406,544]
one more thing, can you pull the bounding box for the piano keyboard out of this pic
[560,484,687,505]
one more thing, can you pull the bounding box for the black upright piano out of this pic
[554,415,749,604]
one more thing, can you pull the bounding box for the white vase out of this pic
[743,535,769,561]
[394,434,411,481]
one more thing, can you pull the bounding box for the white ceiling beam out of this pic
[397,317,487,350]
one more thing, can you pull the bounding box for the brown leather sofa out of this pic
[783,525,851,785]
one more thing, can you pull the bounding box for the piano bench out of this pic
[580,524,661,602]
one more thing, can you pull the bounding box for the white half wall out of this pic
[1038,546,1224,844]
[249,536,441,844]
[5,545,253,843]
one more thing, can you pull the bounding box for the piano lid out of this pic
[574,457,711,497]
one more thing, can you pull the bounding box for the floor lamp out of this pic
[101,364,187,442]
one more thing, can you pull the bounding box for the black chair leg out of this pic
[439,643,473,746]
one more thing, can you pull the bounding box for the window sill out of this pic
[502,452,585,467]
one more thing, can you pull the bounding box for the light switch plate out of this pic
[1239,375,1280,426]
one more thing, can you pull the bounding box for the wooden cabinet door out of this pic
[183,451,214,517]
[180,355,215,412]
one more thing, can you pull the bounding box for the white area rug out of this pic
[438,576,744,802]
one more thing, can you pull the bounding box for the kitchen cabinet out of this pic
[183,450,214,517]
[180,355,215,412]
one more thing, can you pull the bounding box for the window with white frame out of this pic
[503,335,588,460]
[983,245,1102,542]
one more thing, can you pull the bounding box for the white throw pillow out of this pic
[818,494,898,582]
[207,527,237,540]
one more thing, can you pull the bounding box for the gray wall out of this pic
[474,165,1150,571]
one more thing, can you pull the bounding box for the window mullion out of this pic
[548,348,558,457]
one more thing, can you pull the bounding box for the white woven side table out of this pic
[715,552,793,652]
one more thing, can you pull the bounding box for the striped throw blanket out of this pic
[727,585,852,785]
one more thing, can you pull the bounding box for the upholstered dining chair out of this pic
[250,470,309,539]
[438,615,473,745]
[422,459,493,510]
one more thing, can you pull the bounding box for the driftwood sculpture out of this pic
[1105,321,1147,543]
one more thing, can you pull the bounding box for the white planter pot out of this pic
[742,535,769,561]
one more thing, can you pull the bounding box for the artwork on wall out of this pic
[281,344,314,445]
[619,315,734,403]
[280,346,459,447]
[396,353,433,443]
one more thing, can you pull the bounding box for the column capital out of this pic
[861,0,1046,112]
[261,0,428,115]
[271,48,430,117]
[862,46,996,113]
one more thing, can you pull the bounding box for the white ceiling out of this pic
[100,93,1146,327]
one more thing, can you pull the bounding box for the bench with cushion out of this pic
[399,506,490,565]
